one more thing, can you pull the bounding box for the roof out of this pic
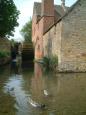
[33,2,41,16]
[33,2,68,17]
[55,0,79,24]
[44,0,80,35]
[55,5,66,16]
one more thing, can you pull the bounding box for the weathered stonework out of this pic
[59,0,86,72]
[0,38,11,65]
[32,0,86,72]
[43,0,86,72]
[32,0,65,60]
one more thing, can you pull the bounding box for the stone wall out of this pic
[0,38,11,65]
[32,0,54,60]
[0,38,10,52]
[43,21,62,60]
[53,22,62,63]
[43,0,86,72]
[59,0,86,72]
[43,26,55,57]
[33,0,86,72]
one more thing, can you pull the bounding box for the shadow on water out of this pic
[22,61,34,68]
[1,62,86,115]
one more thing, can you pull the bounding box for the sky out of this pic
[12,0,77,41]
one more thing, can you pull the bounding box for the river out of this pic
[0,63,86,115]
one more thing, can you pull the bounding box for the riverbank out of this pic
[0,57,11,66]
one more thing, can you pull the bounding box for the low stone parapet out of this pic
[58,61,86,72]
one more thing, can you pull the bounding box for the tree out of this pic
[0,0,19,38]
[20,19,32,42]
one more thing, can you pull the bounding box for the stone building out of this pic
[32,0,86,72]
[32,0,67,59]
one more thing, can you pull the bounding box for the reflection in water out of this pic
[31,63,44,102]
[10,61,22,75]
[0,63,86,115]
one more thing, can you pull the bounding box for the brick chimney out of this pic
[41,0,54,33]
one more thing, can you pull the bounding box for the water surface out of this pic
[0,63,86,115]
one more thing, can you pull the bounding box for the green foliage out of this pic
[0,51,10,58]
[0,0,20,38]
[20,19,32,42]
[49,56,58,70]
[43,56,58,70]
[42,57,49,69]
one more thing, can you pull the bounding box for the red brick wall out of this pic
[42,0,54,33]
[42,16,54,33]
[32,15,44,59]
[41,0,54,16]
[32,0,54,59]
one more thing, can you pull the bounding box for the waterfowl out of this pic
[10,87,14,91]
[29,98,46,109]
[44,90,49,96]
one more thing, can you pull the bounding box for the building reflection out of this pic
[30,62,61,111]
[10,62,22,75]
[31,63,45,103]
